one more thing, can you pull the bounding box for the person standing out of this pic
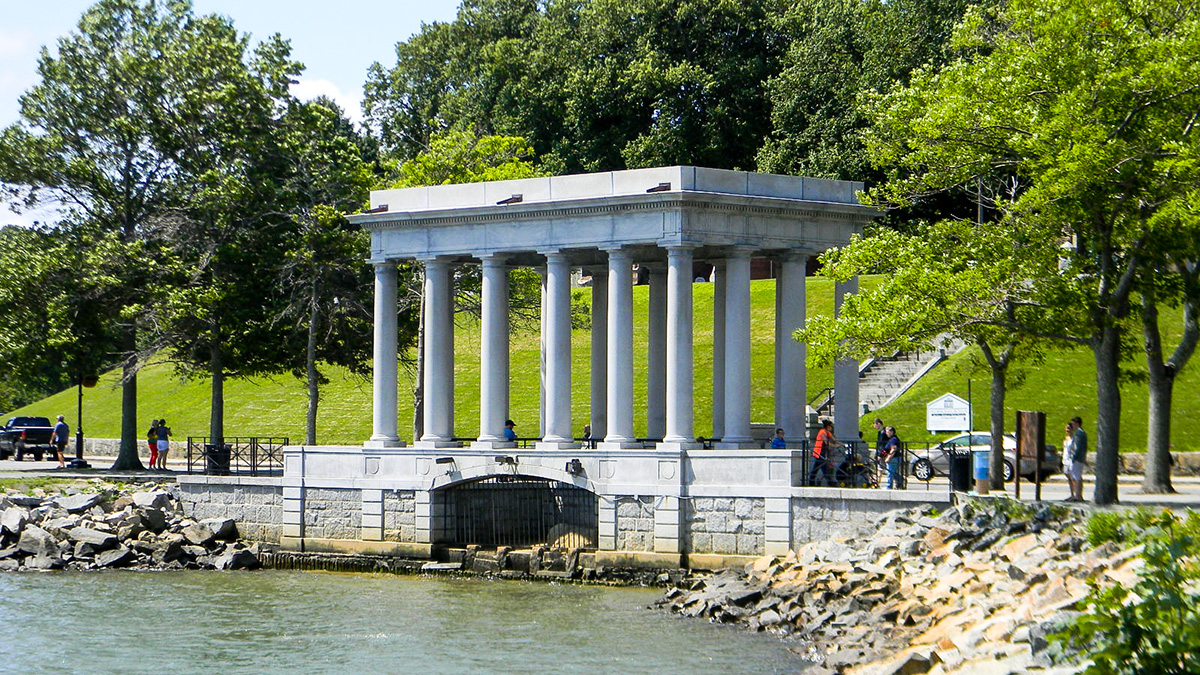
[155,419,171,470]
[504,419,517,442]
[146,419,159,469]
[50,414,69,469]
[882,426,902,489]
[771,428,787,449]
[873,418,886,459]
[1069,416,1088,501]
[809,420,841,486]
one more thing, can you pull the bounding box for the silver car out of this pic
[908,432,1061,482]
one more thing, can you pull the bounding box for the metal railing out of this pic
[185,437,289,476]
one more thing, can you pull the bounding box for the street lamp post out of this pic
[68,375,91,469]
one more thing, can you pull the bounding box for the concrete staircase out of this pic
[814,339,965,421]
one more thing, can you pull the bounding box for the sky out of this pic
[0,0,463,226]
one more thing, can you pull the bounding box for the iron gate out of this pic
[442,476,598,549]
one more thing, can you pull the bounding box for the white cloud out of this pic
[290,78,364,126]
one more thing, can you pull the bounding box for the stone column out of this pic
[541,250,575,446]
[368,261,400,447]
[663,246,695,445]
[646,265,667,439]
[477,255,510,444]
[590,268,608,440]
[834,276,861,440]
[539,268,547,437]
[721,249,754,445]
[775,253,808,443]
[421,258,455,444]
[711,261,726,440]
[603,248,636,446]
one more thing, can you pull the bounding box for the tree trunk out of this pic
[306,284,320,445]
[210,343,224,450]
[978,340,1010,489]
[110,326,143,470]
[1142,294,1175,493]
[1092,325,1122,505]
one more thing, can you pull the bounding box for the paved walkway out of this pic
[3,456,1198,511]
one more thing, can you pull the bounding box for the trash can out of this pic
[972,449,990,481]
[947,448,972,492]
[205,443,231,475]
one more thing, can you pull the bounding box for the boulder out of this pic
[181,522,216,546]
[53,492,104,514]
[0,558,18,571]
[67,527,118,550]
[73,541,97,559]
[1,506,28,534]
[217,547,259,571]
[135,507,168,533]
[0,546,20,559]
[41,516,81,538]
[17,524,59,558]
[8,495,43,508]
[25,554,64,570]
[132,491,172,511]
[201,518,239,542]
[95,546,137,568]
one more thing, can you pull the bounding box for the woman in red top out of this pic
[809,420,841,486]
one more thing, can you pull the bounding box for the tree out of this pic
[862,0,1200,504]
[0,0,278,468]
[275,98,377,445]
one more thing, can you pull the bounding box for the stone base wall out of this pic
[383,490,418,542]
[176,478,283,543]
[791,495,903,542]
[301,488,362,541]
[615,496,656,551]
[684,497,766,556]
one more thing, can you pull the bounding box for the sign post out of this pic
[926,393,972,433]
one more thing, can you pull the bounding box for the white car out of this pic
[907,432,1061,482]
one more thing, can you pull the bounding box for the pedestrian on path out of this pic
[1069,416,1087,502]
[809,420,841,486]
[882,426,902,489]
[50,414,68,469]
[147,420,159,469]
[155,420,171,470]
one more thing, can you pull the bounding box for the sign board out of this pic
[926,393,972,432]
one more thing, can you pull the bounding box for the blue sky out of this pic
[1,0,463,226]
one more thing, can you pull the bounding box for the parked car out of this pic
[0,416,56,461]
[907,432,1060,482]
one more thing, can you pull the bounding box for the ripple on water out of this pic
[0,570,808,675]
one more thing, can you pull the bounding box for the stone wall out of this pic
[176,477,283,543]
[383,490,417,542]
[615,496,656,551]
[684,497,766,556]
[790,495,904,543]
[301,488,362,541]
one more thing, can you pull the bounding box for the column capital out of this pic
[417,255,453,267]
[478,252,510,265]
[778,249,813,262]
[539,248,570,260]
[371,259,398,270]
[724,246,756,260]
[660,242,701,252]
[602,246,633,261]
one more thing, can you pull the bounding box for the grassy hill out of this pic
[7,276,1198,452]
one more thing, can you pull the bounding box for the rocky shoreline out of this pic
[659,499,1137,675]
[1,480,262,572]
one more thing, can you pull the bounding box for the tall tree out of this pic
[0,0,290,468]
[863,0,1200,504]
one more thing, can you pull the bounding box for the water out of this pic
[0,571,807,675]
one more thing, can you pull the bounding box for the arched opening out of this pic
[438,475,598,549]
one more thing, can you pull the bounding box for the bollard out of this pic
[972,448,990,495]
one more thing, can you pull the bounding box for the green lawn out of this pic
[7,275,1197,452]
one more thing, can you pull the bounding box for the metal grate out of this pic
[442,476,598,550]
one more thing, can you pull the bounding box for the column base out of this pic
[712,440,758,450]
[536,441,581,450]
[413,440,463,449]
[470,440,517,450]
[597,440,644,450]
[364,438,405,449]
[656,441,703,451]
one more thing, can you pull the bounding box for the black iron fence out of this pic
[441,475,599,549]
[185,437,289,476]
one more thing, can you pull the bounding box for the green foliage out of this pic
[386,130,543,187]
[1055,509,1200,675]
[1086,511,1129,547]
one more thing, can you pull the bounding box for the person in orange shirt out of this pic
[809,419,842,486]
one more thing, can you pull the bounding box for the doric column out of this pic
[722,249,754,444]
[712,261,726,439]
[604,248,636,444]
[538,267,547,437]
[646,264,667,439]
[369,261,400,446]
[421,258,455,443]
[834,276,861,440]
[590,268,608,440]
[478,255,509,443]
[664,246,695,444]
[775,253,808,443]
[542,250,574,444]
